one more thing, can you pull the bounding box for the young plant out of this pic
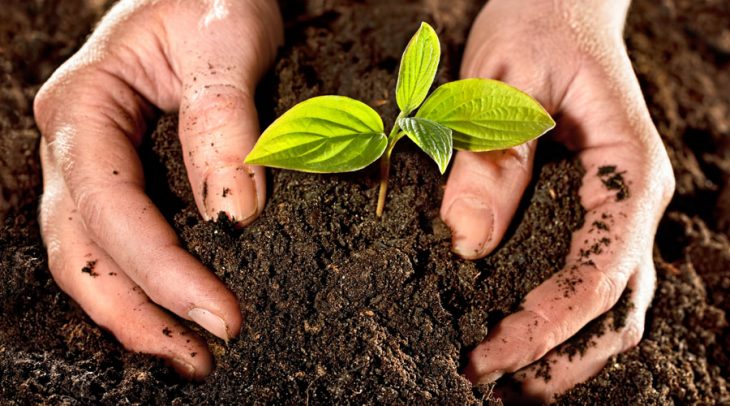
[245,23,555,217]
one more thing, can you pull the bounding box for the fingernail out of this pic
[169,357,196,378]
[204,165,259,224]
[443,197,494,259]
[188,307,230,341]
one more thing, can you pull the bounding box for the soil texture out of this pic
[1,0,729,404]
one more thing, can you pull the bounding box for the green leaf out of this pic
[398,117,453,174]
[245,96,386,173]
[416,78,555,151]
[396,22,440,115]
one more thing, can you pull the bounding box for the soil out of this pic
[1,0,729,405]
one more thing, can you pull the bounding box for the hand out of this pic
[442,0,675,400]
[34,0,282,379]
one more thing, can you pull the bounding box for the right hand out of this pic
[34,0,283,379]
[449,0,674,400]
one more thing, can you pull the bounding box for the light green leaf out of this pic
[245,96,386,173]
[416,78,555,151]
[396,22,440,115]
[398,117,453,174]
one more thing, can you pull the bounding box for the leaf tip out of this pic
[438,148,453,175]
[537,111,557,138]
[547,114,557,131]
[419,21,436,33]
[243,149,257,164]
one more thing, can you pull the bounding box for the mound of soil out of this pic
[1,0,729,404]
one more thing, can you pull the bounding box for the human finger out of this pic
[172,2,283,224]
[465,140,668,384]
[508,257,655,402]
[441,142,536,259]
[39,145,213,378]
[35,70,242,341]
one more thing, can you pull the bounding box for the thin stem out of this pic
[376,112,407,217]
[376,151,391,217]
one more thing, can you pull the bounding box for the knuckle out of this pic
[593,267,627,313]
[139,272,168,306]
[496,143,534,173]
[33,67,84,136]
[463,44,494,77]
[531,333,558,365]
[33,83,63,138]
[36,65,143,144]
[98,296,152,341]
[38,190,68,280]
[75,186,104,232]
[514,147,533,172]
[620,320,644,351]
[660,167,676,205]
[73,182,122,238]
[521,309,560,365]
[38,191,60,238]
[181,85,252,137]
[33,86,52,125]
[45,239,65,277]
[44,237,72,294]
[643,132,676,205]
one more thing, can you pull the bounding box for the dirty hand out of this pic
[442,0,675,400]
[34,0,282,379]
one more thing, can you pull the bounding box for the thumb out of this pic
[179,78,265,225]
[172,1,282,225]
[441,52,547,258]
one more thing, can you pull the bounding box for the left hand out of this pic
[442,0,675,401]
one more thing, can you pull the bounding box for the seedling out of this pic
[245,22,555,217]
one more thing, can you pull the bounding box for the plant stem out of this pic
[376,112,407,217]
[376,151,391,217]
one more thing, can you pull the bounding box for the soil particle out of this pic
[555,268,585,299]
[597,166,630,201]
[162,327,172,337]
[579,237,611,259]
[556,289,635,362]
[81,260,99,278]
[533,358,555,382]
[592,220,610,232]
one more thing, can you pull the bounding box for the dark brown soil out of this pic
[1,0,729,404]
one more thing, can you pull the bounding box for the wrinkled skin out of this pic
[34,0,674,399]
[35,0,283,379]
[442,0,674,401]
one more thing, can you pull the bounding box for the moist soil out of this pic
[1,0,730,404]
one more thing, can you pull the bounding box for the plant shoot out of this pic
[245,22,555,217]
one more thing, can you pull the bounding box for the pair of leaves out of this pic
[245,22,555,175]
[245,23,443,173]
